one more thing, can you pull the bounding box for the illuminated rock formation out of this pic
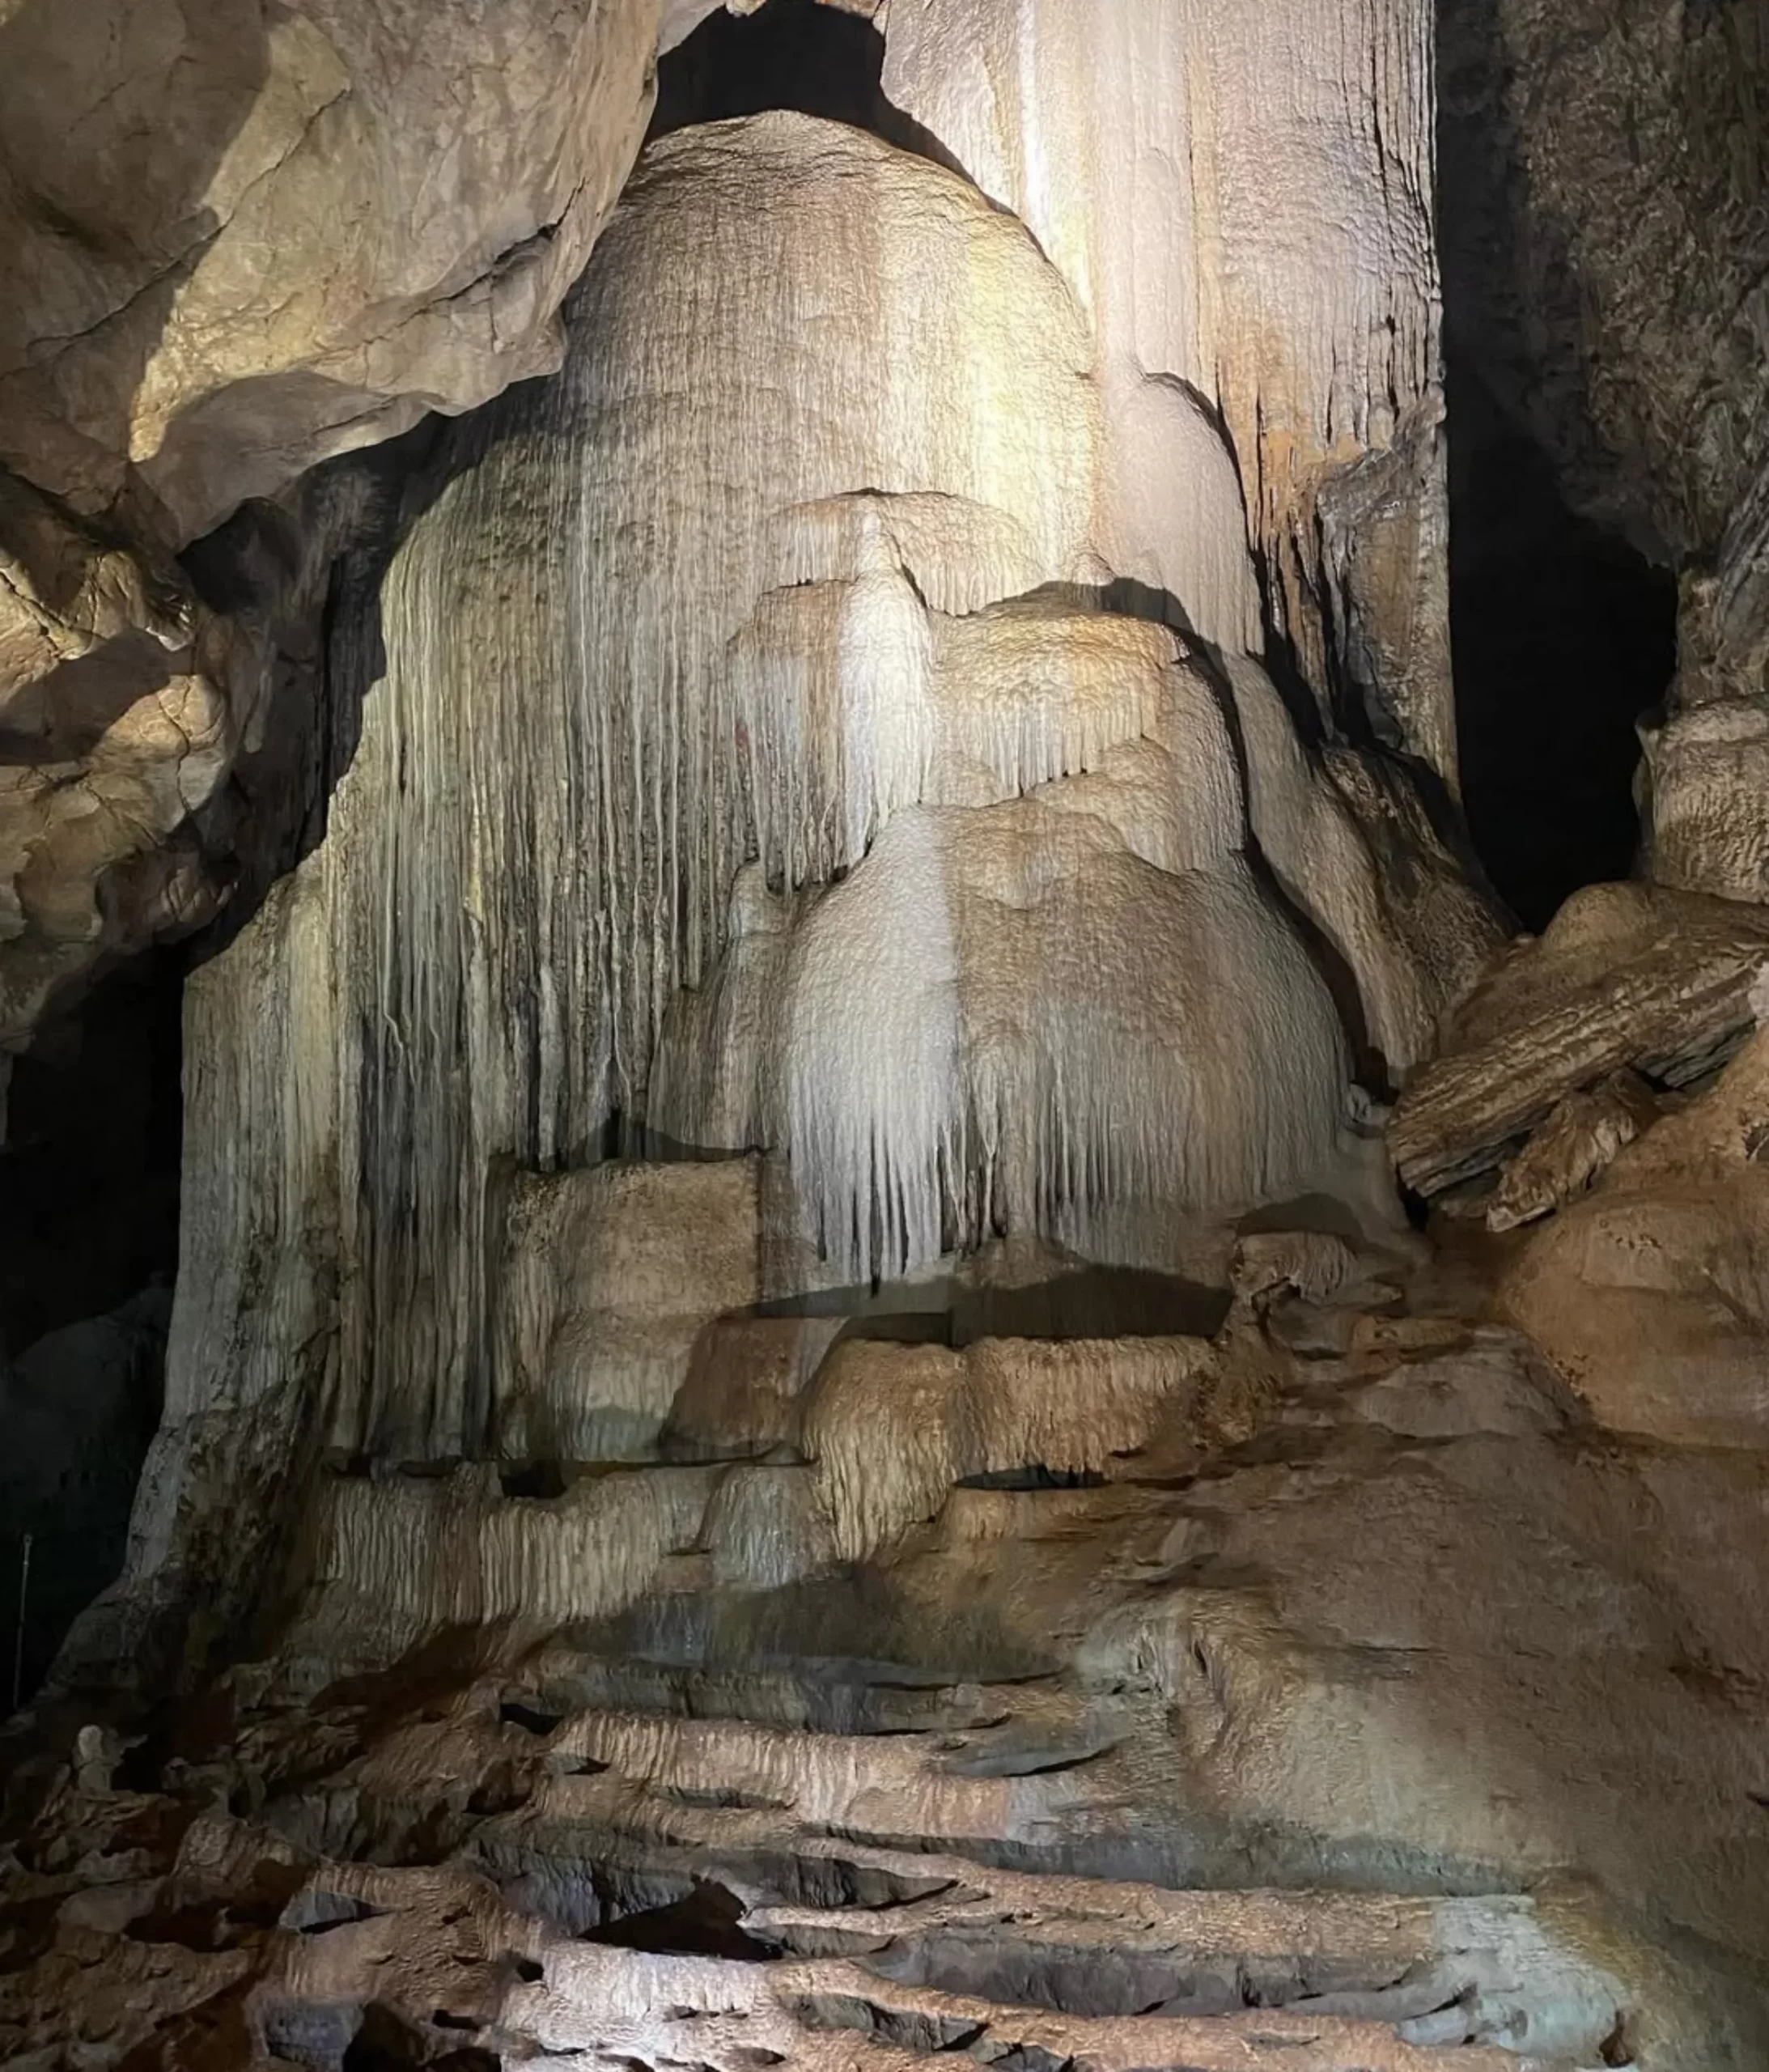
[0,0,662,545]
[880,0,1452,780]
[111,111,1470,1609]
[15,1224,1769,2069]
[0,473,241,1047]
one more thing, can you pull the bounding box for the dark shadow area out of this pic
[0,952,181,1357]
[1436,0,1680,932]
[182,414,448,956]
[0,952,183,1700]
[341,2005,494,2070]
[753,1263,1231,1346]
[957,1466,1107,1492]
[650,0,969,176]
[498,1461,568,1502]
[1445,367,1677,933]
[0,2,277,1709]
[582,1880,780,1960]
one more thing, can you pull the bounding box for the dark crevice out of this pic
[650,0,971,182]
[1435,0,1680,932]
[753,1266,1231,1345]
[1,949,184,1701]
[582,1882,781,1961]
[498,1462,567,1502]
[341,2004,497,2070]
[956,1468,1107,1493]
[1445,370,1677,930]
[498,1699,566,1737]
[791,1993,986,2054]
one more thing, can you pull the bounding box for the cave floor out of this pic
[3,1224,1767,2071]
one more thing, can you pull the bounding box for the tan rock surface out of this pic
[1502,1030,1769,1447]
[0,469,244,1045]
[1486,1069,1660,1233]
[15,1227,1769,2067]
[1390,882,1769,1195]
[0,0,663,546]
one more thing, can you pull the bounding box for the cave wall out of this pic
[1439,0,1769,899]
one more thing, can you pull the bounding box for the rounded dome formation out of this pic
[167,113,1418,1459]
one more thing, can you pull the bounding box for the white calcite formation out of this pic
[118,109,1478,1535]
[878,0,1451,781]
[0,0,1486,1068]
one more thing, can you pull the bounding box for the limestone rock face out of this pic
[1640,694,1769,906]
[1484,1068,1658,1234]
[1503,1029,1769,1447]
[0,0,662,547]
[1439,0,1766,602]
[11,11,1769,2066]
[1439,0,1769,899]
[0,470,244,1045]
[1390,882,1769,1197]
[498,1161,767,1466]
[0,0,1499,1069]
[17,1223,1769,2070]
[0,0,671,1055]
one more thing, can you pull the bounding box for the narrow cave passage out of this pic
[0,953,184,1696]
[1434,0,1681,936]
[1445,369,1678,933]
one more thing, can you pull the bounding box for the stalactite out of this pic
[320,113,1101,1452]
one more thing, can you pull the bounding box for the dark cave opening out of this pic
[650,0,962,172]
[1434,0,1681,936]
[1445,368,1678,933]
[0,952,185,1700]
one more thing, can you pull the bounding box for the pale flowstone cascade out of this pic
[328,115,1100,1449]
[652,801,1352,1279]
[0,0,1483,1068]
[878,0,1451,779]
[78,110,1484,1676]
